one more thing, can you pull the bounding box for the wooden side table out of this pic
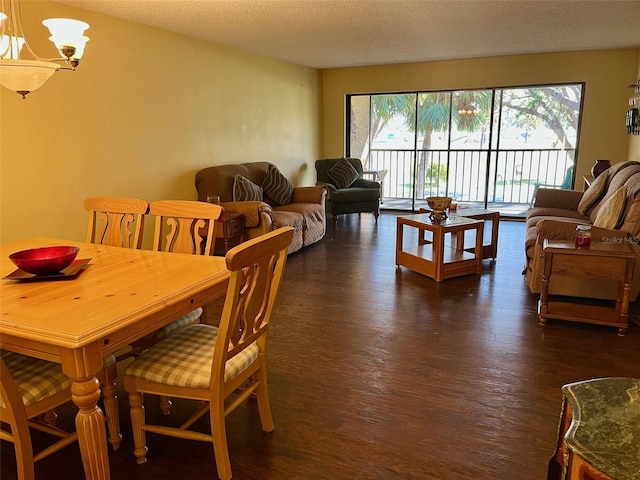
[214,211,245,255]
[538,240,636,335]
[396,213,483,282]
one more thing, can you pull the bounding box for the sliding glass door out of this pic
[347,84,583,216]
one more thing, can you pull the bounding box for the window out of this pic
[347,83,583,216]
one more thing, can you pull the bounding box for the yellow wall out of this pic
[322,49,640,186]
[3,2,639,245]
[0,1,322,243]
[629,50,640,161]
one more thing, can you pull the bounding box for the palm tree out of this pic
[361,86,578,202]
[381,90,491,198]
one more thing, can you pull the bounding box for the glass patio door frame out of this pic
[346,82,583,214]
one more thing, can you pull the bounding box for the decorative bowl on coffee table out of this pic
[9,246,80,275]
[425,196,452,222]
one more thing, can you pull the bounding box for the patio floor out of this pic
[380,197,529,218]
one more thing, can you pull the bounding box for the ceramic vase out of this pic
[591,159,611,178]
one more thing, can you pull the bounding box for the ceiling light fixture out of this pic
[0,0,89,99]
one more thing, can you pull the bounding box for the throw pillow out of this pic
[233,174,263,202]
[577,170,609,215]
[262,164,294,205]
[593,186,627,230]
[327,158,360,189]
[619,197,640,236]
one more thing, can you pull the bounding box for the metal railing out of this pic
[366,148,575,208]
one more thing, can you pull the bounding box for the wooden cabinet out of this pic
[547,378,640,480]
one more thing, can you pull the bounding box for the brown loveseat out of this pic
[195,162,326,253]
[525,160,640,300]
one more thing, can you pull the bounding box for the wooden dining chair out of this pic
[85,197,207,351]
[149,199,222,256]
[145,200,223,342]
[0,351,120,479]
[83,196,152,433]
[124,226,294,480]
[84,196,149,249]
[136,199,224,415]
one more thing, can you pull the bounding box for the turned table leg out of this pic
[62,344,111,480]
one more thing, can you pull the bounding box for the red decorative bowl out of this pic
[9,246,80,275]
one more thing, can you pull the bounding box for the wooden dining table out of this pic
[0,236,230,480]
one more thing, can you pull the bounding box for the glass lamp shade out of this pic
[49,34,89,59]
[42,18,90,59]
[0,59,59,93]
[0,35,25,59]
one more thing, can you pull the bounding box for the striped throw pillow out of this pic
[262,164,294,205]
[593,186,627,229]
[233,175,263,202]
[327,158,360,189]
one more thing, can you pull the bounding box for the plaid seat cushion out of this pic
[0,350,72,407]
[124,324,260,388]
[152,307,203,341]
[0,351,117,408]
[103,353,117,367]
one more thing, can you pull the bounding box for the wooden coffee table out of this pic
[451,207,499,260]
[538,240,636,335]
[396,213,484,282]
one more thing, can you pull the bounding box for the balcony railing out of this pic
[366,148,575,210]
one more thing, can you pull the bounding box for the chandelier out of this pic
[0,0,89,98]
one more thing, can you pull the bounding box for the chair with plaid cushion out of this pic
[144,200,223,343]
[128,199,224,415]
[0,351,121,479]
[124,226,294,480]
[85,197,214,356]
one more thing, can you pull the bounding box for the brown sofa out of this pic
[525,160,640,300]
[195,162,327,253]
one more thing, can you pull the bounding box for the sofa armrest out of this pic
[316,181,337,196]
[220,201,273,228]
[535,218,585,241]
[292,186,327,204]
[536,219,629,243]
[352,178,380,189]
[533,188,583,210]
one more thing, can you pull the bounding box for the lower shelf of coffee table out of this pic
[397,244,479,280]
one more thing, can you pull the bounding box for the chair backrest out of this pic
[560,165,574,190]
[210,226,294,389]
[85,197,149,249]
[149,200,223,255]
[315,158,364,184]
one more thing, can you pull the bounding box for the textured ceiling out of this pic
[56,0,640,69]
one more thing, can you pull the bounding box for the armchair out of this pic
[315,157,381,224]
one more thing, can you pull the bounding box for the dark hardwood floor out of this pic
[3,213,639,479]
